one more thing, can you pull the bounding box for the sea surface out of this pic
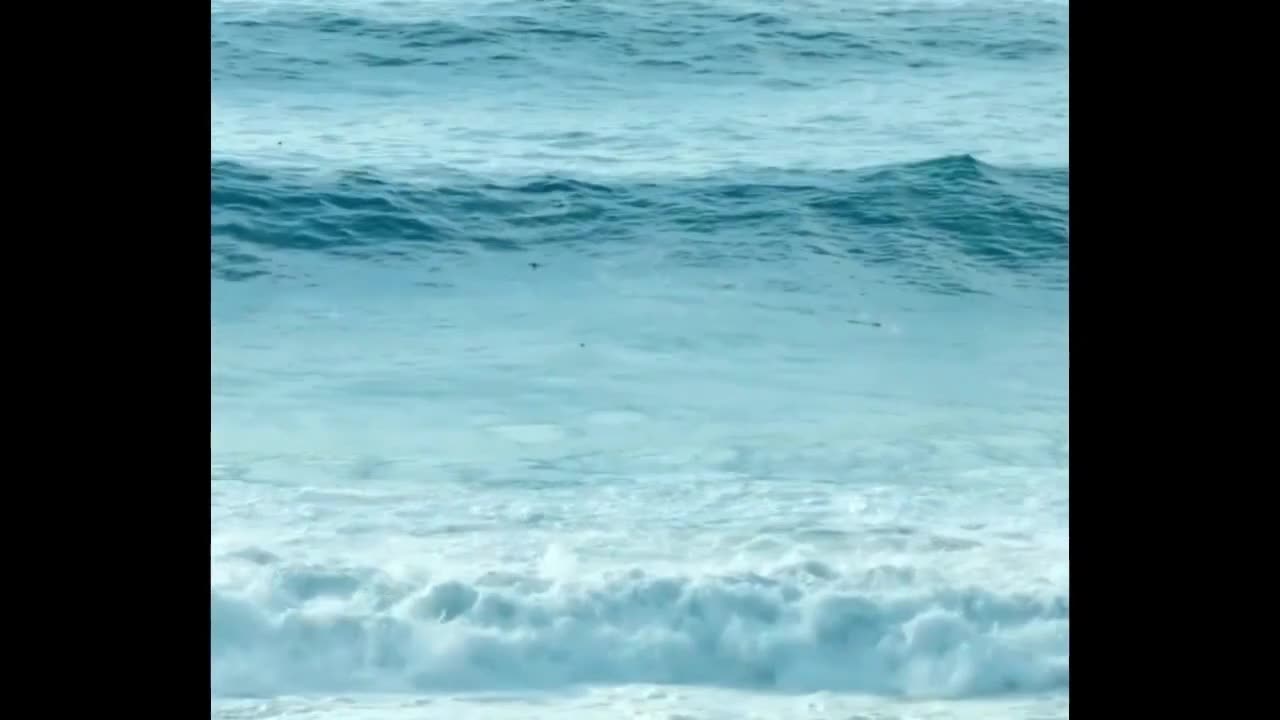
[210,1,1069,718]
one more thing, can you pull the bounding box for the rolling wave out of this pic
[212,154,1067,292]
[213,1,1066,87]
[211,556,1068,699]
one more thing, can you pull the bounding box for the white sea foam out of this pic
[212,555,1066,699]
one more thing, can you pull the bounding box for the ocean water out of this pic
[210,1,1069,718]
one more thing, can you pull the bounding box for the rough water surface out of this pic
[211,1,1069,718]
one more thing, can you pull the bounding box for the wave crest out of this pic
[211,560,1068,699]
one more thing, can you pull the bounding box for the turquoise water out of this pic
[211,1,1068,717]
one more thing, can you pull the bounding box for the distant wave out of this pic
[211,555,1068,699]
[212,155,1067,292]
[213,1,1067,85]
